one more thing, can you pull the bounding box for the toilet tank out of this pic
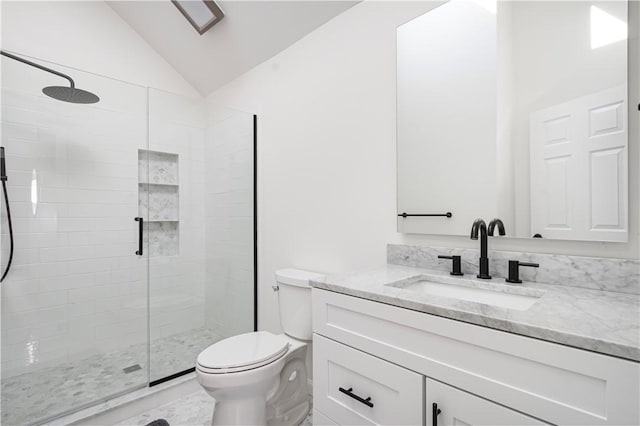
[275,269,324,340]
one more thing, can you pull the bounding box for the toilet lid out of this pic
[197,331,289,370]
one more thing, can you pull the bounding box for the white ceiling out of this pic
[108,1,358,96]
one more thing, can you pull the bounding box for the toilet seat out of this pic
[197,331,289,374]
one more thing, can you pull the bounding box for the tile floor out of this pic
[1,327,222,426]
[117,389,313,426]
[117,390,212,426]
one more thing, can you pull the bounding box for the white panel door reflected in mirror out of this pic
[396,0,631,242]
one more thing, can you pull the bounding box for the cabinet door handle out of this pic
[134,217,143,256]
[338,387,374,408]
[432,402,442,426]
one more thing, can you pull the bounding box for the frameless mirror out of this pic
[397,0,631,242]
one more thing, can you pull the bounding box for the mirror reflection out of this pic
[397,0,630,242]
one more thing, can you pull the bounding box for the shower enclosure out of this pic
[0,53,256,425]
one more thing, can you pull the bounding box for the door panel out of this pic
[530,86,628,241]
[426,379,547,426]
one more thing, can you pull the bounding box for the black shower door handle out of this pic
[135,217,143,256]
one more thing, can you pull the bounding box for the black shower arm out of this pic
[1,50,75,88]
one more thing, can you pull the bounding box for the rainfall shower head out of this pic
[1,50,100,104]
[42,86,100,104]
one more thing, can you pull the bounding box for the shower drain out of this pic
[123,364,142,374]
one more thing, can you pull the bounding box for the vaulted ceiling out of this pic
[108,1,358,96]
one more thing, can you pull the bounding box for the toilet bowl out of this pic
[196,269,323,426]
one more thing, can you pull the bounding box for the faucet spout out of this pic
[488,218,506,236]
[470,218,491,279]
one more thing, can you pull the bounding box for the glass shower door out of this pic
[146,90,256,383]
[0,54,149,425]
[146,88,211,384]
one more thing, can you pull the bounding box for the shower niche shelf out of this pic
[138,183,179,221]
[139,182,179,187]
[138,150,179,257]
[139,150,179,185]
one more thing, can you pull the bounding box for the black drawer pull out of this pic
[432,402,442,426]
[338,387,374,408]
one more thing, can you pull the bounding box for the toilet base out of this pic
[267,398,309,426]
[211,397,309,426]
[212,396,267,426]
[266,347,309,426]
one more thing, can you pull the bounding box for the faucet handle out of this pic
[438,255,464,276]
[506,260,539,284]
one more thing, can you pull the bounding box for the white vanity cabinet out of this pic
[425,379,546,426]
[312,288,640,426]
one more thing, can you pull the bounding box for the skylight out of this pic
[172,0,224,35]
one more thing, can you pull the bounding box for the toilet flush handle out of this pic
[272,285,279,292]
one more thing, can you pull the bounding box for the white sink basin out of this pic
[387,275,544,311]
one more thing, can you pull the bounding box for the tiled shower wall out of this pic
[1,66,248,380]
[204,106,255,338]
[1,64,149,377]
[0,67,208,380]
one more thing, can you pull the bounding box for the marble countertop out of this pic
[310,265,640,362]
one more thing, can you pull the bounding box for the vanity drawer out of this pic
[313,334,423,425]
[312,288,640,425]
[313,409,339,426]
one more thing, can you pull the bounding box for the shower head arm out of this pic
[1,50,75,88]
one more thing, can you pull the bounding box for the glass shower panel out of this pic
[205,106,255,341]
[1,55,149,425]
[147,90,255,382]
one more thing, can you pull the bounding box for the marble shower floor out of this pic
[117,389,313,426]
[1,327,222,426]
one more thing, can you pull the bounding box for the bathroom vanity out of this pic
[310,256,640,426]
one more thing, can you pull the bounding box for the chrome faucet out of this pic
[470,218,491,279]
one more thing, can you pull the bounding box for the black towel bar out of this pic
[398,212,452,218]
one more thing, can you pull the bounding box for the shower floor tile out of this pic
[149,327,222,382]
[1,327,222,426]
[116,389,313,426]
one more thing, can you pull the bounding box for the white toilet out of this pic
[196,268,324,426]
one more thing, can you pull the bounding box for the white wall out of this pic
[207,0,640,334]
[207,0,447,334]
[0,1,198,98]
